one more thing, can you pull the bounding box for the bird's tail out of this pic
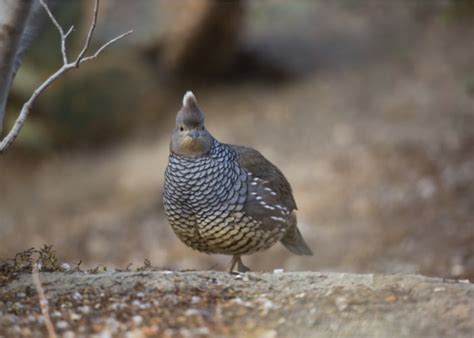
[280,214,313,256]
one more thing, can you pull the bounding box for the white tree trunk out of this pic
[0,0,35,133]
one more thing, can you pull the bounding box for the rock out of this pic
[91,0,245,77]
[0,271,472,337]
[158,0,245,76]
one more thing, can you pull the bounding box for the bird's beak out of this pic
[190,129,200,139]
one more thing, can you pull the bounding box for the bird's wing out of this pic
[229,145,297,230]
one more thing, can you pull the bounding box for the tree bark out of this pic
[0,0,35,133]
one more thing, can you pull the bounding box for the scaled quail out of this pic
[163,92,313,272]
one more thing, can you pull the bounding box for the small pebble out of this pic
[12,302,24,311]
[105,318,121,330]
[98,330,112,338]
[51,311,62,318]
[384,295,397,303]
[70,312,81,321]
[179,328,192,337]
[110,303,121,311]
[78,305,91,314]
[335,296,348,311]
[259,299,274,315]
[184,308,201,316]
[125,329,145,338]
[259,330,277,338]
[195,327,210,335]
[132,315,143,326]
[72,292,82,301]
[6,315,18,324]
[61,263,71,272]
[56,320,69,330]
[63,331,75,338]
[20,328,32,336]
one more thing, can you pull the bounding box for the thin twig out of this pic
[81,30,133,63]
[0,0,132,153]
[39,0,65,36]
[32,261,57,338]
[64,25,74,39]
[39,0,68,64]
[74,0,100,67]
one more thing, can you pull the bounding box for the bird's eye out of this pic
[201,126,205,131]
[179,126,184,132]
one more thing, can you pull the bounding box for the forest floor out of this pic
[1,269,473,337]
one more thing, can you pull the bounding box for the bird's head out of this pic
[170,91,213,157]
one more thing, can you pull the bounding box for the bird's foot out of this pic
[229,255,250,273]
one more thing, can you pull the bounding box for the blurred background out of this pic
[0,0,473,279]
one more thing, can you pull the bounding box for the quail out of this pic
[163,91,313,272]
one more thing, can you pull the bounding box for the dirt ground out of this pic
[1,270,473,337]
[0,2,473,278]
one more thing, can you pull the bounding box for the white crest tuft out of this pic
[183,91,196,107]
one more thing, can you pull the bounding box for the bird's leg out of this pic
[229,255,238,273]
[236,256,250,272]
[228,255,250,273]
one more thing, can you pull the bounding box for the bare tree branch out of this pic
[32,260,57,338]
[74,0,100,67]
[81,30,133,63]
[39,0,69,64]
[0,0,132,154]
[64,25,74,38]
